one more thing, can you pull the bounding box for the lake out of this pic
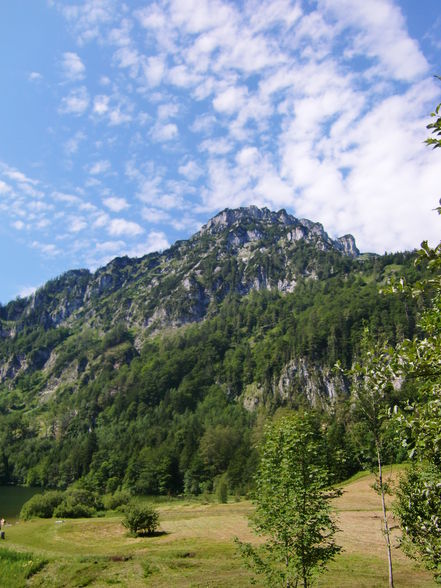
[0,486,42,522]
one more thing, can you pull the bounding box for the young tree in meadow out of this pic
[344,330,396,588]
[236,413,341,588]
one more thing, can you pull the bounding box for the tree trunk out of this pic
[376,442,394,588]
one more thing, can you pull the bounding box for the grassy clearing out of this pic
[2,470,437,587]
[0,546,47,588]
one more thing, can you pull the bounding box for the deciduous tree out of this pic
[236,413,341,588]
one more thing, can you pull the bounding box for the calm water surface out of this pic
[0,486,42,522]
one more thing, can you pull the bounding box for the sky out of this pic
[0,0,440,304]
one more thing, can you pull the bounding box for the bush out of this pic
[122,503,159,536]
[65,488,103,510]
[53,488,102,518]
[53,499,95,518]
[20,491,64,520]
[215,474,229,503]
[103,489,131,511]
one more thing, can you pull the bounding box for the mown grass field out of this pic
[2,468,437,587]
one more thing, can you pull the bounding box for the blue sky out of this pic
[0,0,440,304]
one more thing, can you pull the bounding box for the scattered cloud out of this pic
[127,230,170,256]
[28,71,43,82]
[12,220,25,230]
[150,122,179,142]
[95,239,126,253]
[0,180,11,194]
[141,207,170,223]
[59,86,90,115]
[178,160,203,181]
[213,86,248,115]
[31,241,61,256]
[68,216,88,232]
[108,218,144,237]
[93,94,110,114]
[18,285,37,298]
[89,160,111,175]
[64,131,87,155]
[61,51,86,80]
[103,196,129,212]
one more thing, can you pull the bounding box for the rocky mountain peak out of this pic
[200,206,295,234]
[200,206,359,258]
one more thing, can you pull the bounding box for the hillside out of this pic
[0,206,425,492]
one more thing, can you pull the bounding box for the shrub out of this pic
[53,499,95,518]
[65,488,103,511]
[215,474,229,503]
[53,488,101,518]
[103,489,131,511]
[122,503,159,536]
[20,491,64,520]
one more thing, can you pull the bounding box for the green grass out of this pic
[1,471,437,587]
[0,547,47,588]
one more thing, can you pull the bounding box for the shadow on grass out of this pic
[131,530,168,538]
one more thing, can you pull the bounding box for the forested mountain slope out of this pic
[0,206,425,493]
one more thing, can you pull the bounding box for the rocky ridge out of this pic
[1,206,359,334]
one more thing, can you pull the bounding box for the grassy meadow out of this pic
[2,469,436,587]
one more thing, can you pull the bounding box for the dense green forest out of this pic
[0,241,428,496]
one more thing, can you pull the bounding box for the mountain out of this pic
[1,206,358,336]
[0,207,422,493]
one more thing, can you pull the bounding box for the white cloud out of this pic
[0,180,11,194]
[318,0,428,82]
[57,0,118,44]
[93,94,110,114]
[142,55,166,87]
[52,191,82,205]
[31,241,60,256]
[89,160,111,175]
[2,166,38,185]
[64,131,86,155]
[93,212,110,229]
[108,218,143,236]
[95,239,126,252]
[103,196,129,212]
[18,285,38,298]
[114,46,141,76]
[200,137,233,155]
[171,215,201,232]
[61,51,86,80]
[59,86,89,115]
[213,86,247,115]
[108,108,132,125]
[151,122,178,142]
[158,103,179,120]
[28,71,43,82]
[68,216,87,232]
[12,220,25,230]
[190,114,217,135]
[141,207,170,223]
[128,230,170,256]
[178,160,203,181]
